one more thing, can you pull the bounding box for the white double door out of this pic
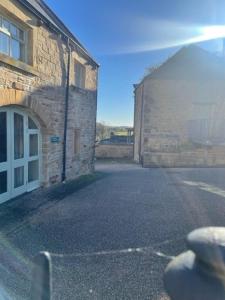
[0,107,41,204]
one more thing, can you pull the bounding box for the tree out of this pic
[96,122,110,141]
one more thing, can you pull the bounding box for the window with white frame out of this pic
[0,16,26,62]
[74,60,86,89]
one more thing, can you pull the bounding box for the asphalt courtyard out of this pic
[1,161,225,299]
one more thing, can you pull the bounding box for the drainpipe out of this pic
[93,70,99,169]
[62,38,71,182]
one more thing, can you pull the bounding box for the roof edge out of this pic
[17,0,99,67]
[133,45,212,89]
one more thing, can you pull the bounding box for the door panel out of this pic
[28,160,39,182]
[0,108,41,203]
[14,112,24,160]
[0,171,7,194]
[14,166,24,188]
[28,117,38,129]
[27,125,40,191]
[0,112,7,163]
[12,112,27,198]
[29,134,38,157]
[0,110,10,203]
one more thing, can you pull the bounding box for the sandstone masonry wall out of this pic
[134,76,225,167]
[0,0,98,186]
[133,84,143,162]
[95,144,134,159]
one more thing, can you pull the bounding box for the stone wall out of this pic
[141,79,224,151]
[133,45,225,167]
[134,77,225,166]
[143,147,225,167]
[95,144,134,159]
[0,0,98,186]
[133,84,143,162]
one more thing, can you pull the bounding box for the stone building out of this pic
[0,0,99,203]
[134,45,225,167]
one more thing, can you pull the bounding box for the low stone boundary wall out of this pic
[95,144,134,159]
[143,148,225,167]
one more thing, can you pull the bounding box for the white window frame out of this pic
[0,15,27,62]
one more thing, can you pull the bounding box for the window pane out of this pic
[28,160,39,182]
[29,134,38,157]
[0,18,25,61]
[28,117,38,129]
[0,171,7,194]
[19,43,25,61]
[11,39,20,60]
[14,113,24,159]
[19,29,24,41]
[2,19,10,31]
[10,24,18,38]
[75,62,85,88]
[0,32,9,55]
[0,112,7,163]
[14,166,24,188]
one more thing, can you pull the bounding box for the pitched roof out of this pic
[18,0,98,66]
[136,45,225,87]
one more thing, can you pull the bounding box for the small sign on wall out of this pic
[50,136,60,144]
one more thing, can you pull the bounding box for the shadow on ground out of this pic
[1,164,225,299]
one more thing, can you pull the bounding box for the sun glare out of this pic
[201,26,225,41]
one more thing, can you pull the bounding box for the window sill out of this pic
[0,53,39,76]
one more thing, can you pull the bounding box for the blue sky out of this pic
[45,0,225,126]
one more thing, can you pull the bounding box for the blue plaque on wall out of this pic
[51,136,60,143]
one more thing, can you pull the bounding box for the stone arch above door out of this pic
[0,88,51,131]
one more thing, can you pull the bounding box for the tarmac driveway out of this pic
[1,162,225,299]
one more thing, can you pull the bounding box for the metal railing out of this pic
[31,227,225,299]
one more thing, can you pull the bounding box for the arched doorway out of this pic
[0,107,41,204]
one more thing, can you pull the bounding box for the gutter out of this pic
[17,0,99,67]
